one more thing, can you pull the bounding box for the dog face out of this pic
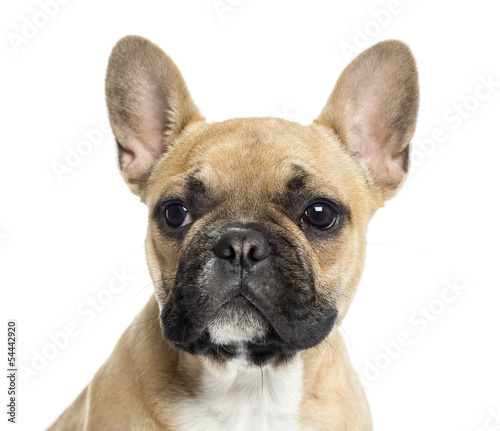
[145,119,370,366]
[105,36,418,367]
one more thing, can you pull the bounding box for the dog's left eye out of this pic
[165,203,194,228]
[301,203,337,229]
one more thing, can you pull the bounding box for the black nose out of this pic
[214,228,271,268]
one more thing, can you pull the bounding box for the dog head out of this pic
[105,36,418,367]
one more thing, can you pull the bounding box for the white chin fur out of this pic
[207,320,267,344]
[207,298,270,345]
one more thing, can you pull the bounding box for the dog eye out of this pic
[165,203,193,228]
[301,203,337,229]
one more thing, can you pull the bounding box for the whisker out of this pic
[132,323,158,350]
[129,315,159,328]
[152,323,162,362]
[260,365,264,405]
[131,276,176,300]
[181,309,193,343]
[336,322,352,354]
[335,291,354,302]
[221,345,233,354]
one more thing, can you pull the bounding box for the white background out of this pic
[1,1,500,430]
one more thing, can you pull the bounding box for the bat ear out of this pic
[105,36,204,197]
[315,40,419,200]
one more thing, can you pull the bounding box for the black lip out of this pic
[172,326,298,366]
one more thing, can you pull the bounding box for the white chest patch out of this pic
[175,358,304,431]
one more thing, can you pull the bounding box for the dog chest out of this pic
[173,358,304,431]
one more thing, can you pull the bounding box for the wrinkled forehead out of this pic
[147,118,366,211]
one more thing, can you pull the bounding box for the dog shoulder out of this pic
[47,386,88,430]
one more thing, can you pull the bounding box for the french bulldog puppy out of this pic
[49,36,418,431]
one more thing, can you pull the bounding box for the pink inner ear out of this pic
[351,132,405,189]
[119,74,169,176]
[315,40,418,193]
[347,70,409,188]
[106,35,204,194]
[351,115,406,188]
[120,133,166,179]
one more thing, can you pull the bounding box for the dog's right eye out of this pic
[165,203,193,228]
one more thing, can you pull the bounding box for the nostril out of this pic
[248,245,258,261]
[248,243,270,262]
[214,238,239,260]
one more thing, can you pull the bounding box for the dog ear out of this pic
[315,40,419,200]
[105,35,204,196]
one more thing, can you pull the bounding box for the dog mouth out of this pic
[206,294,271,344]
[166,293,299,366]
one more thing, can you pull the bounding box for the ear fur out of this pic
[105,35,204,196]
[315,40,419,200]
